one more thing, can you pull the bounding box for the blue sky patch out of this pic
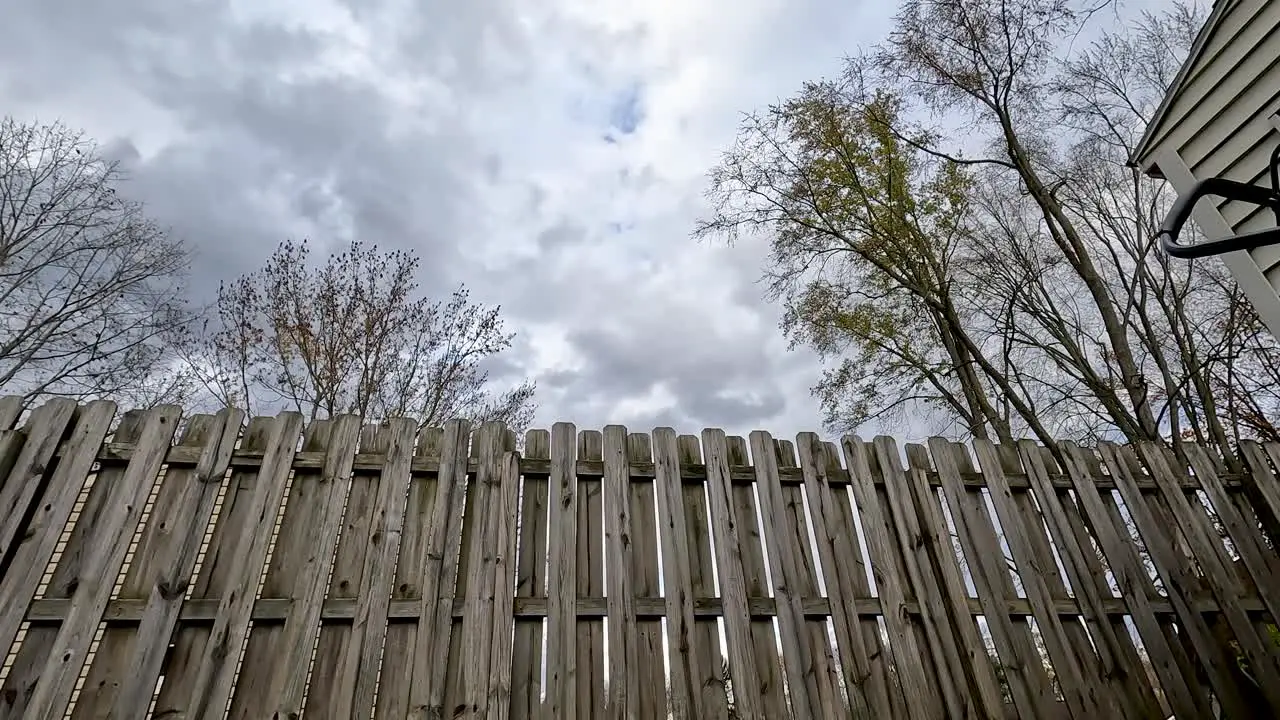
[606,81,644,137]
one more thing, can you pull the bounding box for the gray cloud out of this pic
[1,0,910,439]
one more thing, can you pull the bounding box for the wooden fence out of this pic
[0,398,1278,719]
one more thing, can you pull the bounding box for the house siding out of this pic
[1141,0,1280,294]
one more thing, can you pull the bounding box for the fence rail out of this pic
[0,398,1278,719]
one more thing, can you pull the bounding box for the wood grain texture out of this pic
[624,432,664,720]
[0,403,127,720]
[408,419,474,720]
[574,430,606,720]
[4,405,1279,720]
[544,422,578,720]
[151,417,277,718]
[25,406,180,720]
[72,410,242,719]
[701,430,764,720]
[601,425,637,720]
[375,425,443,720]
[675,434,729,719]
[509,429,548,720]
[0,399,107,667]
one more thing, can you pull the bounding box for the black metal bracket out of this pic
[1157,145,1280,259]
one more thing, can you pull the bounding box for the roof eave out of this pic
[1130,0,1236,174]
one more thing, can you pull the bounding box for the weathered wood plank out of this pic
[485,450,522,720]
[574,429,605,720]
[1058,443,1211,719]
[900,440,1004,719]
[1045,447,1165,719]
[227,418,337,718]
[1184,445,1280,623]
[1240,441,1280,536]
[179,411,304,720]
[1021,443,1164,719]
[460,422,511,718]
[72,413,232,718]
[675,434,729,719]
[408,419,473,720]
[509,429,548,720]
[773,437,842,719]
[1099,443,1255,719]
[701,429,762,720]
[750,432,819,719]
[601,425,638,720]
[0,404,126,720]
[821,439,902,715]
[544,422,577,720]
[343,418,416,720]
[1134,443,1280,710]
[841,437,937,719]
[152,417,277,717]
[928,439,1052,720]
[872,437,971,719]
[25,588,1267,624]
[973,440,1103,718]
[0,395,23,431]
[89,441,1248,491]
[0,397,97,656]
[258,416,362,719]
[653,429,701,720]
[726,434,788,719]
[375,425,443,720]
[24,406,180,720]
[624,432,664,720]
[0,431,24,501]
[307,425,385,718]
[798,435,876,717]
[995,444,1125,715]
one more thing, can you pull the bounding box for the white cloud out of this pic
[1,0,1168,441]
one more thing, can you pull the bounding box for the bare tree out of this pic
[194,239,536,431]
[700,0,1279,450]
[0,117,195,409]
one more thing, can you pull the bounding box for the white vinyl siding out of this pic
[1136,0,1280,323]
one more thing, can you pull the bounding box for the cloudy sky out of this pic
[1,0,1172,438]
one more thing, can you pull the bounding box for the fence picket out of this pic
[625,432,666,720]
[544,422,578,720]
[73,409,242,719]
[26,405,180,720]
[182,411,304,719]
[928,439,1053,720]
[701,429,763,720]
[840,437,938,719]
[0,396,22,431]
[1100,443,1257,718]
[485,450,522,720]
[575,429,606,719]
[973,440,1104,718]
[675,434,730,719]
[602,425,638,720]
[750,432,821,719]
[0,399,111,694]
[509,429,549,720]
[2,406,1279,720]
[1135,443,1280,707]
[152,417,277,716]
[408,419,473,720]
[653,429,701,720]
[228,418,341,717]
[1017,442,1163,719]
[376,425,444,720]
[821,439,901,714]
[0,403,126,719]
